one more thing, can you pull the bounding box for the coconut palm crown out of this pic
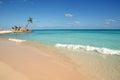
[26,17,33,27]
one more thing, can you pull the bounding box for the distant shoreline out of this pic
[0,30,13,34]
[32,28,120,31]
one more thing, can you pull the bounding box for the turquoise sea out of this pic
[1,29,120,55]
[0,29,120,80]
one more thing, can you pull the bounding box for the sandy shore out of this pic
[0,30,13,34]
[0,38,85,80]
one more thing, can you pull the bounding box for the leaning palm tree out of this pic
[25,17,33,28]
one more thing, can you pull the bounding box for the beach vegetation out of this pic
[26,17,33,28]
[11,17,33,32]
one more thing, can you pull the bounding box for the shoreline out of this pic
[0,30,13,34]
[0,36,120,80]
[0,37,85,80]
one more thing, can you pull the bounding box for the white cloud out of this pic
[104,18,120,26]
[109,19,116,22]
[67,21,80,26]
[105,21,110,25]
[74,21,80,25]
[107,19,116,22]
[65,13,73,17]
[105,19,116,25]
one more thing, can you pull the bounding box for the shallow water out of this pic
[1,29,120,55]
[55,47,120,80]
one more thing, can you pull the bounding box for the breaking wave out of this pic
[55,43,120,55]
[8,38,26,43]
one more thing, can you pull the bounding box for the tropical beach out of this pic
[0,29,120,80]
[0,0,120,80]
[0,37,85,80]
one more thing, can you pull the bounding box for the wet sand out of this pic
[0,38,85,80]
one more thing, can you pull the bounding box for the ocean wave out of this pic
[8,38,26,43]
[55,43,120,55]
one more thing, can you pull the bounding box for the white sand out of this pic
[0,30,12,34]
[0,38,85,80]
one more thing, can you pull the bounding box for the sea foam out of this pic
[8,38,26,43]
[55,43,120,55]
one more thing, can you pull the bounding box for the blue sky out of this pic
[0,0,120,29]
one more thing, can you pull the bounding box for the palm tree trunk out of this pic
[26,22,29,27]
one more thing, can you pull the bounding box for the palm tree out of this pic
[14,26,18,31]
[26,17,33,27]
